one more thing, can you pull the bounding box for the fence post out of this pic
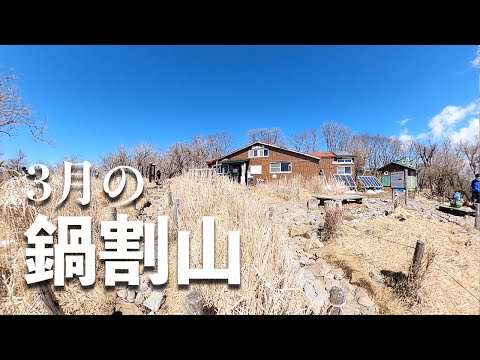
[404,169,409,206]
[185,291,203,315]
[408,240,426,279]
[166,182,173,207]
[110,207,117,221]
[392,189,397,213]
[328,286,345,315]
[172,198,179,229]
[148,163,153,183]
[475,203,479,229]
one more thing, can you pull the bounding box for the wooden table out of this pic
[314,194,364,206]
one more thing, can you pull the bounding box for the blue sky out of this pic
[0,45,478,166]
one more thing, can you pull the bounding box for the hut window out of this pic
[270,162,292,174]
[248,146,269,158]
[337,166,352,175]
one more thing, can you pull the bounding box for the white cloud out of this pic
[398,132,413,144]
[451,118,479,144]
[428,102,478,139]
[397,128,428,144]
[416,133,428,139]
[397,118,410,126]
[472,46,480,69]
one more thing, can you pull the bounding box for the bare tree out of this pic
[132,143,156,175]
[7,149,27,173]
[206,132,233,159]
[99,145,132,173]
[320,122,352,152]
[0,71,48,142]
[290,128,318,153]
[458,135,480,175]
[413,139,473,199]
[159,142,192,178]
[248,127,286,146]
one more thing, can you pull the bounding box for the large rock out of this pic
[369,270,384,284]
[324,272,335,280]
[126,289,136,303]
[313,279,327,295]
[325,279,340,292]
[143,291,166,312]
[117,301,143,315]
[338,280,350,293]
[304,269,316,281]
[138,282,150,293]
[303,282,317,299]
[332,268,344,280]
[309,260,332,277]
[117,289,127,299]
[135,292,145,305]
[313,291,328,309]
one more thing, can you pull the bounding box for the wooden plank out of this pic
[438,205,475,216]
[314,195,363,201]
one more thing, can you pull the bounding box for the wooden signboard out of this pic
[390,171,405,189]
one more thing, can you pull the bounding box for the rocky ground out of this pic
[115,182,169,315]
[113,185,477,315]
[271,203,379,315]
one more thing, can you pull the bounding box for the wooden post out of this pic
[404,169,409,206]
[409,240,426,279]
[166,182,173,207]
[172,198,179,229]
[185,291,203,315]
[110,207,117,221]
[475,203,480,229]
[328,286,345,315]
[37,282,64,315]
[392,189,397,213]
[148,163,153,183]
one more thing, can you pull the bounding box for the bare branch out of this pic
[0,71,50,143]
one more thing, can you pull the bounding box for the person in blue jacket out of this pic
[471,173,480,204]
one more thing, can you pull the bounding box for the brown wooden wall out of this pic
[210,144,356,182]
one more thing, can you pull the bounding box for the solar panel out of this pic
[333,174,356,188]
[358,176,383,188]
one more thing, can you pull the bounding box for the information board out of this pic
[390,171,406,189]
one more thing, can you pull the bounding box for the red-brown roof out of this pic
[309,152,336,158]
[208,142,322,164]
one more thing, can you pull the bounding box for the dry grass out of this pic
[322,201,343,242]
[304,176,348,195]
[0,173,143,314]
[324,210,480,314]
[163,173,310,314]
[383,248,436,307]
[256,175,303,201]
[250,175,349,205]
